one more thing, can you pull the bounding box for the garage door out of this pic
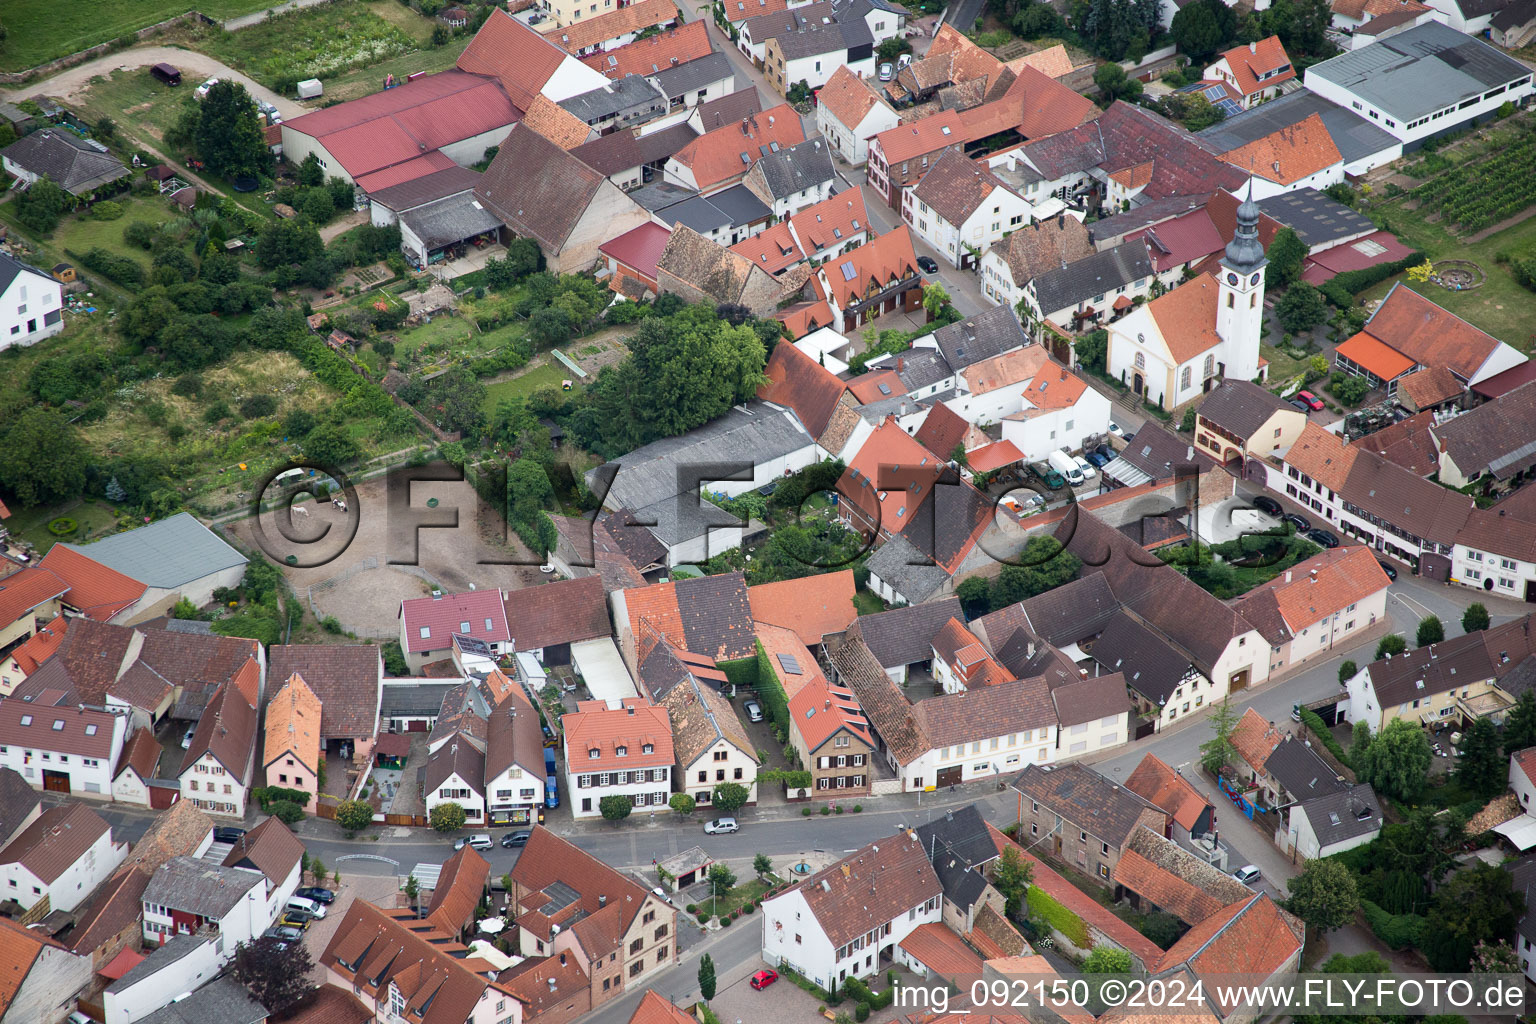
[936,766,962,788]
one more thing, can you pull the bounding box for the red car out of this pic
[1297,390,1324,411]
[750,970,779,991]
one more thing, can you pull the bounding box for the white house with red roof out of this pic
[562,698,673,818]
[0,803,126,912]
[814,65,899,167]
[399,588,512,673]
[999,361,1111,465]
[1202,37,1296,110]
[0,693,129,799]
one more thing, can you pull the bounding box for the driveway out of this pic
[5,44,306,119]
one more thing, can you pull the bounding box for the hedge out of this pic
[1026,884,1089,949]
[254,784,313,809]
[76,247,144,290]
[1299,708,1350,769]
[843,976,895,1011]
[750,640,791,735]
[269,799,304,823]
[1361,899,1425,949]
[1320,250,1427,305]
[719,654,759,693]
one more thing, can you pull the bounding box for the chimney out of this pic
[560,952,567,965]
[825,699,832,711]
[897,356,904,372]
[548,978,558,992]
[1285,571,1292,584]
[1057,212,1064,229]
[599,894,608,906]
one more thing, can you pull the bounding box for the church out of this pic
[1105,187,1268,411]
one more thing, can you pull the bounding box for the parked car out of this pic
[878,63,894,81]
[916,255,939,274]
[279,913,312,931]
[213,826,246,843]
[1281,512,1311,533]
[287,896,326,919]
[1297,391,1325,411]
[262,925,302,947]
[195,76,220,99]
[651,886,675,906]
[743,699,764,723]
[1377,559,1398,581]
[751,969,780,990]
[704,817,739,835]
[897,53,913,69]
[455,834,494,851]
[1029,461,1066,490]
[150,63,182,86]
[1233,864,1262,885]
[1108,421,1127,439]
[181,724,196,749]
[1072,454,1096,480]
[1252,495,1283,517]
[1291,703,1302,722]
[1093,443,1116,462]
[1085,450,1108,468]
[501,830,532,848]
[1288,398,1311,413]
[1306,528,1340,548]
[295,886,334,904]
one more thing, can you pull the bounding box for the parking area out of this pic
[300,874,402,983]
[1199,494,1282,545]
[709,964,922,1024]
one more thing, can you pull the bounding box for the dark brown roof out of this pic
[0,691,120,759]
[63,865,150,955]
[267,645,382,740]
[277,985,373,1024]
[1364,613,1536,707]
[367,165,483,212]
[846,597,963,669]
[759,341,850,438]
[621,572,756,663]
[503,576,611,652]
[477,124,608,253]
[426,845,491,935]
[0,803,112,884]
[115,726,161,782]
[691,88,764,132]
[911,149,1014,226]
[1011,572,1119,648]
[1433,379,1536,480]
[0,768,40,845]
[914,676,1053,747]
[182,668,259,780]
[485,686,543,782]
[1355,410,1440,477]
[1050,672,1131,726]
[1011,761,1169,848]
[1196,380,1298,440]
[322,901,490,1024]
[830,638,925,765]
[600,510,669,570]
[571,123,697,176]
[1335,444,1474,544]
[511,826,651,942]
[222,814,304,887]
[791,833,942,947]
[425,736,485,796]
[1090,610,1197,704]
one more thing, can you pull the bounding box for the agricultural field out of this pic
[1410,125,1536,234]
[71,68,201,148]
[0,0,269,73]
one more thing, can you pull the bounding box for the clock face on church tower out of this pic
[1250,273,1262,285]
[1226,272,1239,285]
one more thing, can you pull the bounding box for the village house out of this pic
[0,769,40,851]
[1232,546,1394,676]
[1216,113,1345,199]
[611,572,757,677]
[1194,378,1308,465]
[102,933,226,1024]
[977,213,1095,311]
[543,0,682,56]
[1019,239,1154,333]
[765,19,874,97]
[816,225,924,332]
[665,105,805,193]
[262,672,322,805]
[740,138,836,219]
[1281,784,1384,860]
[141,856,267,951]
[50,512,249,620]
[399,588,511,674]
[1123,753,1216,848]
[903,151,1032,270]
[0,692,129,800]
[761,832,943,988]
[484,685,549,828]
[0,129,129,197]
[658,667,758,807]
[0,252,66,351]
[0,915,93,1024]
[266,644,383,783]
[1202,37,1297,110]
[222,815,305,925]
[1012,762,1170,881]
[562,698,674,818]
[426,682,491,824]
[178,668,260,819]
[815,65,900,167]
[846,598,964,685]
[0,802,126,913]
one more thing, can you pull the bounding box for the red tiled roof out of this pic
[837,416,944,534]
[747,570,856,646]
[6,614,68,675]
[457,8,587,108]
[758,338,850,438]
[1143,272,1224,366]
[0,567,67,632]
[1123,754,1209,831]
[817,65,890,131]
[97,946,144,981]
[1115,847,1225,923]
[847,369,904,404]
[789,188,868,256]
[999,66,1100,140]
[115,726,161,782]
[563,698,673,769]
[503,576,611,653]
[1020,363,1087,411]
[787,670,872,753]
[1210,36,1295,98]
[582,21,711,78]
[671,104,805,190]
[821,225,919,309]
[874,111,965,165]
[427,845,491,935]
[897,922,984,979]
[1230,707,1283,774]
[546,0,679,54]
[322,901,491,1024]
[1335,330,1417,381]
[730,221,803,275]
[1221,113,1340,185]
[1156,895,1304,1010]
[967,439,1023,474]
[353,150,459,194]
[774,298,835,339]
[1362,283,1502,382]
[400,589,511,654]
[36,545,146,621]
[0,915,55,1011]
[629,992,697,1024]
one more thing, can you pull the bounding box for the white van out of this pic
[1048,449,1084,487]
[286,895,326,919]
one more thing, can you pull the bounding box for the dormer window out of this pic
[589,748,600,759]
[643,743,654,754]
[617,745,628,756]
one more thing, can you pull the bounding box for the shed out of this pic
[656,846,713,889]
[375,732,411,768]
[440,5,469,24]
[145,164,177,182]
[51,262,76,284]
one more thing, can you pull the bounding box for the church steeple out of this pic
[1223,181,1266,273]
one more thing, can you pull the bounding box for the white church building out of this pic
[1105,188,1268,412]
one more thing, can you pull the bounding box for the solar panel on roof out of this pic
[841,263,857,280]
[777,653,803,674]
[454,634,494,657]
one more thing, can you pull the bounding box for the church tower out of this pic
[1216,184,1266,382]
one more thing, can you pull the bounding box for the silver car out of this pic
[744,699,764,723]
[704,817,739,835]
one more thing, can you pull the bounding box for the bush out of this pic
[852,804,862,813]
[1362,899,1426,949]
[1339,660,1357,684]
[256,785,312,809]
[47,517,78,536]
[240,394,279,419]
[430,802,467,832]
[743,902,755,914]
[78,247,145,289]
[1300,708,1349,767]
[721,915,733,926]
[855,1003,871,1022]
[91,200,124,221]
[686,904,697,914]
[802,807,812,816]
[335,799,373,831]
[269,799,304,823]
[820,806,831,815]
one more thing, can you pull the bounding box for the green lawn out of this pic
[6,498,126,555]
[54,195,176,271]
[1259,343,1311,387]
[0,0,272,73]
[703,876,779,918]
[1363,190,1536,351]
[853,589,888,615]
[481,362,579,411]
[182,0,427,87]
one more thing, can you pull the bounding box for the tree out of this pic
[301,187,333,225]
[922,282,950,320]
[309,855,327,885]
[1180,405,1198,432]
[430,801,467,832]
[1456,717,1505,797]
[336,799,373,831]
[15,175,69,234]
[1276,282,1327,333]
[1265,227,1310,289]
[428,367,487,436]
[1283,858,1358,932]
[698,953,717,1001]
[754,853,773,878]
[957,576,990,618]
[255,218,324,270]
[1462,603,1490,634]
[1504,689,1536,757]
[303,424,361,467]
[599,795,633,822]
[670,793,696,817]
[1200,697,1240,774]
[1338,660,1357,685]
[707,862,737,897]
[987,536,1081,610]
[1082,945,1133,974]
[993,845,1032,919]
[231,936,316,1015]
[1422,863,1524,971]
[1093,62,1143,102]
[712,782,750,814]
[0,406,88,505]
[196,81,268,178]
[1375,633,1407,660]
[298,153,325,187]
[1415,614,1445,647]
[1171,0,1236,60]
[1355,718,1432,802]
[1472,939,1520,975]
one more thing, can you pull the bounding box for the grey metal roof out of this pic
[915,805,999,869]
[381,682,460,716]
[1256,188,1375,249]
[400,192,503,251]
[590,402,813,533]
[656,193,735,233]
[136,976,268,1024]
[143,857,263,919]
[559,74,668,125]
[0,129,129,195]
[751,138,835,200]
[107,934,212,993]
[647,52,736,100]
[1305,22,1532,123]
[865,533,950,604]
[628,181,700,212]
[61,512,247,589]
[1029,240,1152,318]
[1196,90,1400,169]
[706,183,772,224]
[1295,785,1383,849]
[927,304,1029,370]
